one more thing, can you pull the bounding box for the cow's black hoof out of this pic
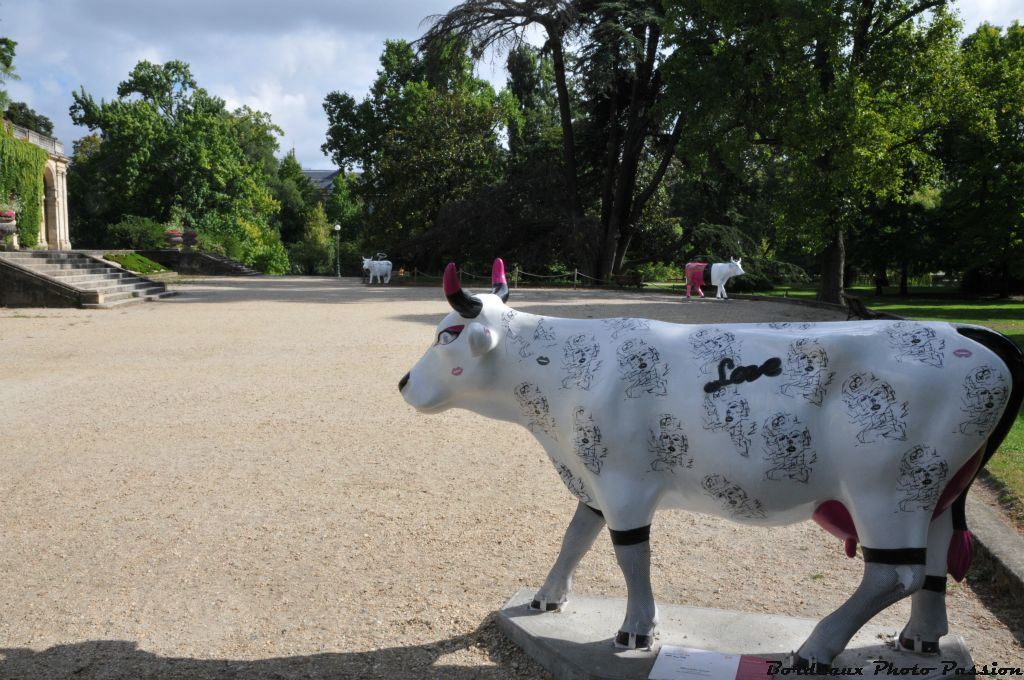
[614,630,654,649]
[530,599,561,612]
[897,632,940,655]
[790,654,832,675]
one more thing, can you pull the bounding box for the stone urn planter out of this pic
[182,230,198,250]
[0,211,16,236]
[165,229,184,247]
[0,212,17,250]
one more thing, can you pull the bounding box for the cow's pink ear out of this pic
[467,322,499,357]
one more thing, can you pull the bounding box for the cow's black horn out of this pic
[443,262,483,318]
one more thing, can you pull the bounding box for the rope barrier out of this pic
[410,266,640,289]
[517,270,573,279]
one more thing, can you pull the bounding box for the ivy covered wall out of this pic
[0,122,47,248]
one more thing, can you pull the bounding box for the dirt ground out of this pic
[0,278,1020,679]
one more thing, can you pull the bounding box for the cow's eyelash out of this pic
[436,325,465,346]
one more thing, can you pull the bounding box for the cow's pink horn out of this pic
[444,262,483,318]
[491,258,509,302]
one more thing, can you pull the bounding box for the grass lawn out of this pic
[755,285,1024,526]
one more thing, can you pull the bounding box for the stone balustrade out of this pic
[7,121,65,157]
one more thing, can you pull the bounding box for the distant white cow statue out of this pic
[362,256,392,284]
[685,258,745,299]
[399,258,1022,672]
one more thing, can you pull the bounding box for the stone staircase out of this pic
[0,250,175,309]
[198,252,262,276]
[136,250,262,276]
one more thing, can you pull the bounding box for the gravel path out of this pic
[0,278,1020,679]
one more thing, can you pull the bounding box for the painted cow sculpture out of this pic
[362,256,392,284]
[685,258,744,299]
[398,258,1023,671]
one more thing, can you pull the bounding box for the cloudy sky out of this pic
[4,0,1022,170]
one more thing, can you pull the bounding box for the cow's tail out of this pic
[946,326,1024,580]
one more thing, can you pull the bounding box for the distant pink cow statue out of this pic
[685,258,745,299]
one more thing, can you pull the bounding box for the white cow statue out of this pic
[399,258,1022,672]
[362,256,392,284]
[685,258,745,299]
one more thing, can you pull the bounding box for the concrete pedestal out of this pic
[497,589,972,680]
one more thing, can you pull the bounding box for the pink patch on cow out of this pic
[812,500,859,558]
[953,348,972,358]
[451,367,463,376]
[933,449,984,518]
[492,258,507,285]
[443,263,460,296]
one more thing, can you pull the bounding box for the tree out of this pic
[423,1,684,281]
[0,37,16,112]
[325,171,362,241]
[68,60,288,273]
[273,150,320,245]
[322,39,506,264]
[5,101,53,136]
[937,22,1024,296]
[662,0,962,302]
[289,202,333,275]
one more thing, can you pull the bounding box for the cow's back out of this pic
[534,319,1012,527]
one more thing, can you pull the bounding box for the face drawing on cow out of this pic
[561,333,602,390]
[702,387,755,457]
[958,365,1009,436]
[896,446,949,513]
[842,372,909,444]
[780,338,835,407]
[888,321,945,369]
[399,258,1023,670]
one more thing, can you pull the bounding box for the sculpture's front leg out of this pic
[611,525,658,649]
[531,502,606,611]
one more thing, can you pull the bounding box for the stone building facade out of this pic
[8,122,71,250]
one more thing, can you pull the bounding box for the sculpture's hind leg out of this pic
[531,502,605,612]
[898,508,953,654]
[793,553,926,671]
[794,506,929,671]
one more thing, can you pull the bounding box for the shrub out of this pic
[107,215,167,249]
[635,261,684,282]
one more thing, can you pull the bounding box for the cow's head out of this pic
[399,259,510,413]
[729,258,745,276]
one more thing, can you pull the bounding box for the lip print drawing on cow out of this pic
[398,258,1024,671]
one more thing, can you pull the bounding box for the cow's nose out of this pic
[399,372,410,392]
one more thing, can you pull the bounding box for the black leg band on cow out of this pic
[609,525,651,546]
[898,633,941,655]
[790,653,831,675]
[922,575,947,593]
[531,599,561,612]
[861,547,927,565]
[615,631,654,649]
[586,505,604,518]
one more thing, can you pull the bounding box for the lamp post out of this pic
[334,224,341,278]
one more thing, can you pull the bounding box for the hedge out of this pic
[0,122,48,248]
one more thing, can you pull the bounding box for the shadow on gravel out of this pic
[0,616,538,680]
[964,561,1024,649]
